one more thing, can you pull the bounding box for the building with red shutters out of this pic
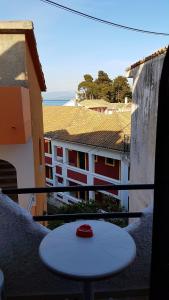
[43,106,130,210]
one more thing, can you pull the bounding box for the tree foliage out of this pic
[111,76,132,103]
[77,71,132,103]
[47,198,127,230]
[78,74,96,100]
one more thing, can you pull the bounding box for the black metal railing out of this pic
[1,183,154,221]
[34,211,143,221]
[1,183,154,195]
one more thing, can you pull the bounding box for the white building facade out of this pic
[44,138,129,210]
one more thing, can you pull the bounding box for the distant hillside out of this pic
[42,91,75,100]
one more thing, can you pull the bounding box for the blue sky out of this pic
[1,0,169,97]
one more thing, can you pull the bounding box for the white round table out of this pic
[39,220,136,300]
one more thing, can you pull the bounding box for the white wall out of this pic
[128,54,165,212]
[0,138,35,208]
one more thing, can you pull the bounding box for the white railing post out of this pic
[120,159,129,210]
[88,153,95,201]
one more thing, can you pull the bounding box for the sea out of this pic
[43,99,69,106]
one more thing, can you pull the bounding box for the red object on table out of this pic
[76,224,94,238]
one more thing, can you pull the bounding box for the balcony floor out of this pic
[7,288,149,300]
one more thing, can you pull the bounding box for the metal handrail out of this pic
[1,183,154,195]
[33,211,142,221]
[0,184,150,221]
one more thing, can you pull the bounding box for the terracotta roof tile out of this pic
[107,103,132,110]
[43,106,131,152]
[78,99,109,108]
[126,46,168,71]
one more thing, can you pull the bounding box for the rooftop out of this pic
[126,46,168,71]
[43,106,131,151]
[77,100,132,110]
[107,102,132,110]
[78,99,109,108]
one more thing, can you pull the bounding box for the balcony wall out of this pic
[0,193,151,299]
[0,86,31,144]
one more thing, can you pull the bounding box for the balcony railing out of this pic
[0,181,165,300]
[1,183,154,222]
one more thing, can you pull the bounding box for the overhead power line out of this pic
[40,0,169,36]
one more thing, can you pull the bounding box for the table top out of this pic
[39,220,136,280]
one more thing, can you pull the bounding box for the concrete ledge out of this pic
[0,21,33,31]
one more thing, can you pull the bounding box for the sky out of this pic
[1,0,169,98]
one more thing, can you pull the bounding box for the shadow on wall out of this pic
[129,53,166,211]
[0,159,18,202]
[0,41,27,87]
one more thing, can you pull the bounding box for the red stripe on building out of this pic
[67,169,87,184]
[94,177,118,195]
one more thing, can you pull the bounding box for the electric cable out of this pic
[40,0,169,36]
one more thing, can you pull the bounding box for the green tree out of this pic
[111,76,132,103]
[47,198,127,230]
[78,74,96,100]
[77,72,132,103]
[95,71,112,84]
[94,71,113,101]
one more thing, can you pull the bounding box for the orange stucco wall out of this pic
[0,30,46,218]
[0,86,31,144]
[25,41,46,217]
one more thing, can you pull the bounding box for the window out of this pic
[48,141,52,154]
[68,150,88,170]
[56,146,63,157]
[45,166,53,179]
[68,150,77,167]
[94,155,98,162]
[57,176,63,184]
[79,190,89,202]
[77,151,86,169]
[44,139,52,154]
[105,157,116,167]
[77,151,88,170]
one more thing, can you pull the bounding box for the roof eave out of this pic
[126,46,168,73]
[44,134,127,153]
